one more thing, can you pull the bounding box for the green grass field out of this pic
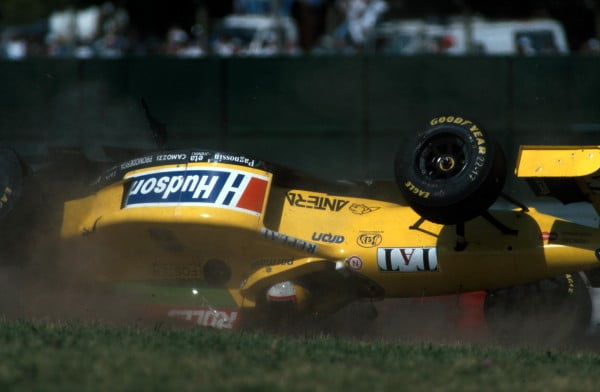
[1,318,599,392]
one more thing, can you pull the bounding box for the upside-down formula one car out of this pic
[1,116,599,339]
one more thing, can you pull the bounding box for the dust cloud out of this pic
[0,154,139,325]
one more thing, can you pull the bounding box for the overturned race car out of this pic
[1,116,599,341]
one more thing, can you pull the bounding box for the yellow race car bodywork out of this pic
[56,149,600,322]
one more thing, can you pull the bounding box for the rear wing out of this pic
[516,146,600,214]
[516,146,600,178]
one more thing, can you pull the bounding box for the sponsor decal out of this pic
[98,169,117,184]
[286,192,349,212]
[251,258,294,270]
[261,228,318,254]
[156,153,187,161]
[167,307,239,329]
[189,151,258,168]
[152,262,203,278]
[124,167,268,215]
[349,203,380,215]
[347,255,363,271]
[377,247,438,272]
[120,155,153,170]
[429,116,487,155]
[94,150,269,190]
[562,231,592,237]
[357,231,382,248]
[540,231,590,244]
[189,151,212,162]
[403,181,430,199]
[555,231,592,245]
[557,237,589,245]
[468,156,486,182]
[430,116,472,127]
[212,152,256,168]
[311,232,345,243]
[541,232,558,241]
[429,116,487,181]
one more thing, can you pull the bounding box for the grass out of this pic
[0,318,599,392]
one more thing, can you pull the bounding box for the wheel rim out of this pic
[416,133,469,180]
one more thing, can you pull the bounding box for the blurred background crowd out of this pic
[1,0,600,59]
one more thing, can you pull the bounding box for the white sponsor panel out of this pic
[167,308,239,329]
[123,166,268,215]
[377,247,438,272]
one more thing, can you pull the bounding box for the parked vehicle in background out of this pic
[210,14,299,56]
[366,17,569,55]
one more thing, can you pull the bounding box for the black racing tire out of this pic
[484,273,592,346]
[395,116,506,224]
[0,146,23,220]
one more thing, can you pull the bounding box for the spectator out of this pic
[250,31,279,56]
[581,38,600,54]
[165,26,188,55]
[46,34,74,57]
[293,0,327,51]
[2,32,27,60]
[212,34,239,56]
[100,2,129,37]
[436,34,455,53]
[165,25,205,58]
[517,36,536,56]
[334,0,388,50]
[234,0,295,16]
[94,31,128,58]
[234,0,271,15]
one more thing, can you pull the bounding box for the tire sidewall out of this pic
[484,273,592,346]
[395,116,506,224]
[396,117,494,207]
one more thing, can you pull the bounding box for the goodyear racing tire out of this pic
[395,116,506,224]
[0,146,22,220]
[484,273,592,346]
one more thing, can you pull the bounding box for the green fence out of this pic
[1,56,599,183]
